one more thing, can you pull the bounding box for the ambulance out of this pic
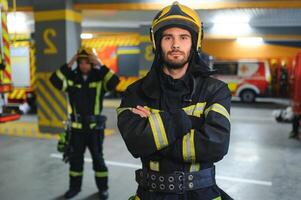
[213,60,271,102]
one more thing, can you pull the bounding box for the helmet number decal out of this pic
[43,28,58,55]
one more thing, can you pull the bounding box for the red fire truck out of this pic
[213,60,271,103]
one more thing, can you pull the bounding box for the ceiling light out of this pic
[236,37,264,46]
[80,33,93,39]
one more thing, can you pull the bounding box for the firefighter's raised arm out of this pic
[50,54,77,91]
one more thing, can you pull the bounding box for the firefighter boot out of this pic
[64,176,82,199]
[95,176,108,200]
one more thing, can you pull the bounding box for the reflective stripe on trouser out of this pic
[69,170,83,177]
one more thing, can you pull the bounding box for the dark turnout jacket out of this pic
[50,64,119,131]
[117,62,231,200]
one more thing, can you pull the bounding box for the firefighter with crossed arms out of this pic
[117,2,232,200]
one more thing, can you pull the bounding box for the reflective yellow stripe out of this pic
[103,70,114,91]
[67,80,73,86]
[182,129,195,162]
[62,79,67,91]
[135,196,141,200]
[190,163,200,172]
[56,70,68,91]
[90,123,97,129]
[94,81,102,115]
[95,171,108,178]
[148,113,168,150]
[71,122,82,129]
[182,102,206,117]
[149,161,160,172]
[205,103,230,122]
[144,106,160,113]
[193,102,206,117]
[213,196,222,200]
[89,82,98,88]
[56,70,65,81]
[70,171,83,177]
[116,107,132,115]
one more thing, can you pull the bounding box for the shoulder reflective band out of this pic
[149,160,160,172]
[204,103,230,122]
[182,102,206,117]
[70,171,83,177]
[182,129,196,162]
[116,107,132,115]
[95,171,108,178]
[103,70,114,91]
[148,113,168,150]
[71,122,82,129]
[190,163,200,172]
[94,81,102,115]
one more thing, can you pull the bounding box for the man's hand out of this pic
[67,54,78,68]
[131,106,151,118]
[89,53,103,67]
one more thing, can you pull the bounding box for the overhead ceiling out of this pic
[6,1,301,41]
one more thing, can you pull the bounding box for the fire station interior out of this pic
[0,0,301,199]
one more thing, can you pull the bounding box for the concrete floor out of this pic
[0,100,301,200]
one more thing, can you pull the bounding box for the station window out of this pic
[213,62,238,75]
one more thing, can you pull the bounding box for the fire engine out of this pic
[0,0,20,122]
[213,60,271,103]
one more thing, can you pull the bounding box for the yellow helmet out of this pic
[150,1,203,52]
[77,47,93,59]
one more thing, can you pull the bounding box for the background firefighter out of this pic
[50,47,120,199]
[117,2,232,200]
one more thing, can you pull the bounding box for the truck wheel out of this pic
[240,90,256,103]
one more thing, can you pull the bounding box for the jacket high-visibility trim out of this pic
[71,122,82,129]
[89,82,98,88]
[90,123,97,129]
[183,102,206,117]
[56,70,65,81]
[205,103,230,122]
[144,106,160,113]
[213,196,222,200]
[148,113,168,150]
[70,171,83,177]
[182,129,196,162]
[149,160,160,172]
[116,107,132,115]
[103,70,114,91]
[95,171,108,178]
[190,163,200,172]
[94,81,102,115]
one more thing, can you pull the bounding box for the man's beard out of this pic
[162,50,190,69]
